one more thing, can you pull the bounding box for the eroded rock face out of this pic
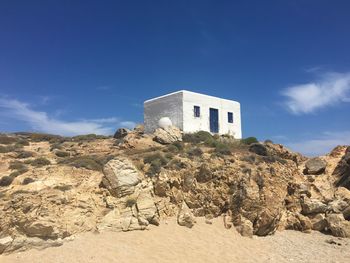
[153,126,182,144]
[102,158,141,197]
[334,147,350,189]
[304,158,327,175]
[177,202,196,228]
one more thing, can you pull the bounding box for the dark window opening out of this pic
[194,106,200,117]
[228,112,233,123]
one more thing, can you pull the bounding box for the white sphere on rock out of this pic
[158,117,172,129]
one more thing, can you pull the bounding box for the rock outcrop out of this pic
[1,132,350,255]
[153,126,182,144]
[101,158,141,197]
[334,147,350,189]
[113,128,130,139]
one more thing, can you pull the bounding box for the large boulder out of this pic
[113,128,130,139]
[301,198,328,215]
[326,214,350,238]
[177,202,196,228]
[101,158,141,197]
[153,126,182,144]
[303,158,327,175]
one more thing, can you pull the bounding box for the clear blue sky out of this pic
[1,0,350,156]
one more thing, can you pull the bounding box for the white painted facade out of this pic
[144,90,242,138]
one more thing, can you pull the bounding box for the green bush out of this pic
[10,167,28,177]
[22,177,35,185]
[29,157,51,167]
[264,139,273,144]
[213,142,231,155]
[183,131,213,144]
[125,197,137,208]
[241,137,258,145]
[9,161,27,170]
[186,147,203,157]
[16,151,34,159]
[144,152,169,176]
[50,143,63,151]
[59,155,104,171]
[0,176,14,187]
[55,150,70,158]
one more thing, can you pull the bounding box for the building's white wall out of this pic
[144,91,183,133]
[182,91,242,138]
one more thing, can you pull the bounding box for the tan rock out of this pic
[177,202,196,228]
[102,157,141,197]
[326,214,350,238]
[234,216,253,237]
[153,126,182,144]
[0,236,13,254]
[301,198,327,215]
[310,214,327,231]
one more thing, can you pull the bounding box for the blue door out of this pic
[209,108,219,133]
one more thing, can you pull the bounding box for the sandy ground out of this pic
[1,218,349,263]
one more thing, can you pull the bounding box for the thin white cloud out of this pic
[281,72,350,114]
[286,131,350,156]
[0,98,136,136]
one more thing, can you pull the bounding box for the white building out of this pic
[144,90,242,138]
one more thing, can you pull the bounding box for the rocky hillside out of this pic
[0,126,350,254]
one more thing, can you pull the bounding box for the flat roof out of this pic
[144,90,239,104]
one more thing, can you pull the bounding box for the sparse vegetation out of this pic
[240,155,256,164]
[0,135,18,145]
[144,152,169,176]
[71,134,109,142]
[58,155,114,171]
[186,147,203,157]
[50,143,63,151]
[125,197,137,208]
[0,145,16,153]
[28,157,51,167]
[167,158,186,170]
[25,133,64,143]
[183,131,213,144]
[241,137,258,145]
[55,150,70,158]
[16,151,35,159]
[22,177,35,185]
[10,168,28,177]
[0,176,14,187]
[9,161,27,170]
